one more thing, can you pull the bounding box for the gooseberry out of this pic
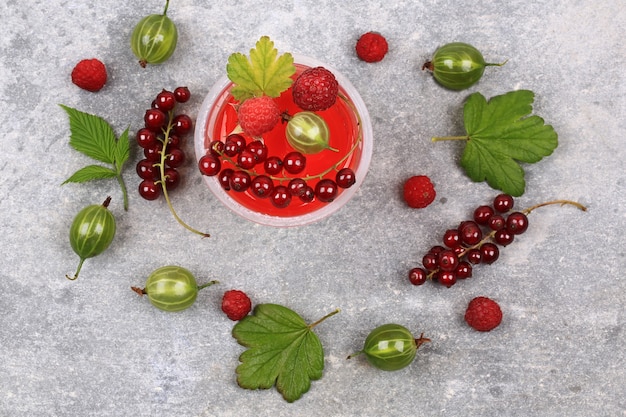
[422,42,506,90]
[130,0,178,68]
[131,265,218,312]
[66,197,116,280]
[286,111,336,154]
[348,323,430,371]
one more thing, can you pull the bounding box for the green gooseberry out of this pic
[286,111,337,154]
[130,0,178,68]
[422,42,507,90]
[132,265,218,312]
[348,323,430,371]
[66,196,116,281]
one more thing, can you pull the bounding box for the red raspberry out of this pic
[221,289,252,321]
[403,175,436,208]
[292,66,339,111]
[237,96,281,137]
[464,296,503,332]
[355,32,389,63]
[71,58,107,92]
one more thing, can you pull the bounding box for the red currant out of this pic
[487,214,506,231]
[494,228,514,246]
[506,212,529,235]
[209,140,225,156]
[264,156,283,175]
[443,229,461,248]
[270,185,292,208]
[287,178,307,196]
[144,108,167,132]
[480,243,499,264]
[250,175,274,198]
[299,185,315,203]
[437,271,457,288]
[493,194,514,212]
[154,90,177,111]
[139,180,161,200]
[409,267,427,286]
[283,151,306,174]
[422,253,438,271]
[224,134,246,157]
[455,261,472,279]
[315,179,338,202]
[336,168,356,188]
[218,169,234,191]
[237,149,257,170]
[173,86,191,103]
[171,114,193,136]
[198,153,221,176]
[163,167,180,190]
[229,170,251,192]
[166,134,181,150]
[136,159,159,180]
[144,143,163,163]
[466,248,482,264]
[246,140,268,163]
[136,128,158,149]
[437,249,459,272]
[459,221,483,245]
[473,205,494,225]
[165,148,185,168]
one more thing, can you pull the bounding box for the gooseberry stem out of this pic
[66,258,85,281]
[197,280,220,291]
[158,113,210,238]
[485,59,509,67]
[308,308,340,329]
[162,0,170,15]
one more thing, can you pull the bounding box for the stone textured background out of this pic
[1,1,624,416]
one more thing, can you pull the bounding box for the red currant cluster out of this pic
[409,194,530,288]
[135,87,193,200]
[198,133,357,209]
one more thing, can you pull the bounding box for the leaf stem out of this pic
[308,308,340,329]
[431,135,469,142]
[115,170,129,211]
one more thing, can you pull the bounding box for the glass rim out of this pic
[194,54,373,227]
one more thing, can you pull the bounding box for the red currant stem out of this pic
[158,114,210,238]
[415,333,431,349]
[66,257,85,281]
[308,308,340,329]
[431,135,469,142]
[522,199,587,215]
[197,280,219,291]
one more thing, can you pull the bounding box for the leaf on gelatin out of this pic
[433,90,558,196]
[232,303,339,403]
[226,36,296,102]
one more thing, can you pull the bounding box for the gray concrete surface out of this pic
[1,0,624,416]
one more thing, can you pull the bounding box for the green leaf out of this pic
[62,165,118,184]
[114,127,130,171]
[226,36,295,102]
[232,304,337,403]
[434,90,558,196]
[60,104,117,164]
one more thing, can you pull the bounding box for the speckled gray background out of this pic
[1,1,624,416]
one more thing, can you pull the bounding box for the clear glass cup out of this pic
[194,54,373,227]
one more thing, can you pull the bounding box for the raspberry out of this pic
[292,67,339,111]
[71,58,107,92]
[464,296,503,332]
[403,175,436,208]
[355,32,389,63]
[237,96,281,137]
[221,289,252,321]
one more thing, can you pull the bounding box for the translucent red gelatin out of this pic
[202,64,364,218]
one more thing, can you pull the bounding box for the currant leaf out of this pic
[433,90,558,196]
[226,36,295,102]
[232,303,338,403]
